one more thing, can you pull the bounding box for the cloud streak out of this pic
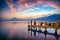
[6,0,60,13]
[44,1,60,10]
[3,0,60,19]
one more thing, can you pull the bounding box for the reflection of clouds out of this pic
[47,28,55,34]
[28,30,57,40]
[1,21,28,38]
[46,34,56,40]
[1,21,60,39]
[57,29,60,35]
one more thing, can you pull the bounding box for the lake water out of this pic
[0,21,60,40]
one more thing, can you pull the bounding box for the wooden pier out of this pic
[28,20,60,35]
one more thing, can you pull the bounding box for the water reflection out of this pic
[0,21,60,40]
[28,30,60,40]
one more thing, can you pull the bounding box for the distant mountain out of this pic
[36,14,60,22]
[0,17,36,21]
[0,17,22,21]
[0,14,60,22]
[8,17,22,21]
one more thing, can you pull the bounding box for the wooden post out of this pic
[44,22,47,33]
[41,22,43,26]
[34,21,36,25]
[55,22,58,35]
[31,20,32,26]
[38,23,41,32]
[34,21,37,31]
[55,27,57,35]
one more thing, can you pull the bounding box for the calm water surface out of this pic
[0,21,60,40]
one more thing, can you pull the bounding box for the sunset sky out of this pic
[0,0,60,20]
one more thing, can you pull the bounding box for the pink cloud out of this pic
[6,0,16,13]
[6,0,60,13]
[17,0,60,11]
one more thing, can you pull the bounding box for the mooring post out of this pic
[41,22,43,26]
[34,20,36,25]
[55,28,57,35]
[39,22,43,32]
[31,20,32,26]
[55,22,58,35]
[44,22,47,33]
[38,22,41,32]
[34,21,37,30]
[30,20,33,30]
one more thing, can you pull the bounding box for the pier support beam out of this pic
[54,27,57,35]
[44,22,47,34]
[55,30,57,35]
